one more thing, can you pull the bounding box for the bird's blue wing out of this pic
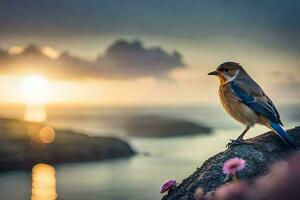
[230,81,281,124]
[265,95,283,125]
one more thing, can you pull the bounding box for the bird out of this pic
[208,62,297,150]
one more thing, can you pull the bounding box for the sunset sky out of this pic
[0,0,299,105]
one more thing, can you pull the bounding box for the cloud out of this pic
[96,40,184,79]
[0,40,185,80]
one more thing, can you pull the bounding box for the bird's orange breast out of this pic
[219,83,258,126]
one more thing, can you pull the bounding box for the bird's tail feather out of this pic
[270,121,297,150]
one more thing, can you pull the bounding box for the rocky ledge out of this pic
[162,126,300,200]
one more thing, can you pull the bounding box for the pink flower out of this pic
[223,157,246,175]
[160,179,177,193]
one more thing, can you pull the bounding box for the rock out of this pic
[125,115,212,137]
[162,126,300,200]
[0,118,135,171]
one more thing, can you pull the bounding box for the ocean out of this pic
[0,105,299,200]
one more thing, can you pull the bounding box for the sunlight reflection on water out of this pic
[31,163,57,200]
[24,104,47,122]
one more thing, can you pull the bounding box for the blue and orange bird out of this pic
[208,62,297,150]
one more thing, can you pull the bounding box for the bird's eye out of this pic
[224,68,229,72]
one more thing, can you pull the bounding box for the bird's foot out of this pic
[226,139,247,148]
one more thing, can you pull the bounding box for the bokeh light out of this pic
[38,126,56,144]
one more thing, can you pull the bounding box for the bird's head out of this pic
[208,62,243,84]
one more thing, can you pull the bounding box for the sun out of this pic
[20,75,52,122]
[21,75,51,104]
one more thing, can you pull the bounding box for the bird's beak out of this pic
[208,70,219,76]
